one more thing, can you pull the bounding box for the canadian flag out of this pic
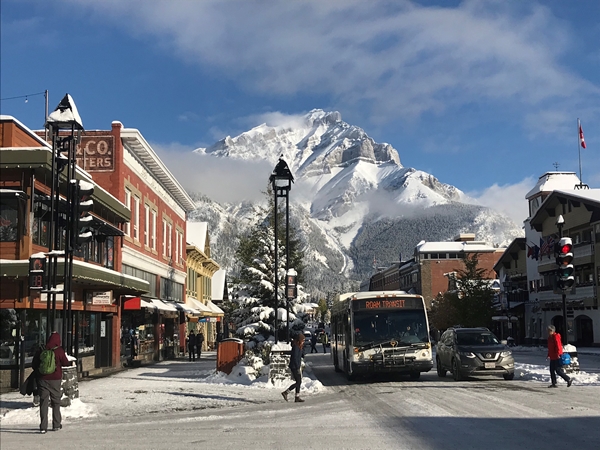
[579,123,586,149]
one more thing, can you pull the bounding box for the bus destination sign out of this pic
[352,297,423,311]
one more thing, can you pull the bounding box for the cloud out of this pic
[60,0,600,132]
[467,177,535,225]
[152,142,272,204]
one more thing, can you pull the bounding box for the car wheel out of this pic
[436,357,446,378]
[503,372,515,381]
[452,358,462,381]
[409,371,421,380]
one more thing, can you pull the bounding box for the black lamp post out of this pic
[269,156,294,343]
[556,214,569,345]
[45,94,84,351]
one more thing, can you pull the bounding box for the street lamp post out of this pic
[269,156,294,343]
[45,94,84,351]
[555,215,569,345]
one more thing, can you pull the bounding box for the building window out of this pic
[151,210,157,250]
[144,204,150,247]
[162,219,167,256]
[179,231,184,264]
[161,277,183,302]
[124,189,131,236]
[122,264,157,297]
[133,195,140,241]
[77,312,97,355]
[168,223,172,258]
[175,229,179,263]
[0,200,19,242]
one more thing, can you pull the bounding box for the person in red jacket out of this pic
[32,332,73,433]
[546,325,572,388]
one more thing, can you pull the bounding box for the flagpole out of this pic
[577,118,583,183]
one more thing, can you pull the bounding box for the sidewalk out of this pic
[0,351,325,426]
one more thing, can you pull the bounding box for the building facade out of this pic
[369,234,503,309]
[525,182,600,347]
[0,116,148,389]
[186,222,224,352]
[492,238,528,344]
[87,122,198,363]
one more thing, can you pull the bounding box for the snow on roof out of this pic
[525,172,581,199]
[120,125,196,211]
[416,241,499,253]
[211,269,226,300]
[553,188,600,203]
[0,115,51,148]
[187,221,208,250]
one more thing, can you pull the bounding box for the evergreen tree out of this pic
[430,254,495,330]
[229,187,308,352]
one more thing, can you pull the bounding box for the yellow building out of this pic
[185,222,223,351]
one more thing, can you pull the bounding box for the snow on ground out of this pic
[0,353,325,426]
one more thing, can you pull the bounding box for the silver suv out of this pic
[436,327,515,381]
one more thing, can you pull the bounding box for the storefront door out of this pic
[95,314,112,368]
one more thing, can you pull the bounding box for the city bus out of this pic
[331,291,433,380]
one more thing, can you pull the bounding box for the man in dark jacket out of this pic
[32,332,72,433]
[281,334,305,403]
[546,325,573,388]
[310,333,318,353]
[187,331,196,361]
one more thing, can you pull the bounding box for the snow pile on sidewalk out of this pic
[0,358,326,426]
[515,363,600,385]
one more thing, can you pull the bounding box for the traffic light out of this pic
[29,254,47,290]
[555,237,574,290]
[75,180,94,245]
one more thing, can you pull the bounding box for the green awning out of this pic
[0,258,149,294]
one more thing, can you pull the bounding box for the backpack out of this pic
[560,353,571,366]
[39,347,58,375]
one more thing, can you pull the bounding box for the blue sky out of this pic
[2,0,599,224]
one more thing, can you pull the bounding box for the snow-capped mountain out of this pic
[191,109,522,294]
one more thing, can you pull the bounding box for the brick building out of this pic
[0,115,148,389]
[83,122,198,364]
[368,234,504,309]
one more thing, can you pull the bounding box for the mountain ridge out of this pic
[191,109,522,296]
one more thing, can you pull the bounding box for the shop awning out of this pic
[149,299,179,312]
[186,297,212,315]
[167,301,196,314]
[141,299,156,310]
[206,300,224,315]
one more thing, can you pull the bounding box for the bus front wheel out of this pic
[333,350,341,372]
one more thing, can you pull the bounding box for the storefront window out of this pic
[23,310,48,364]
[77,312,96,355]
[0,201,19,241]
[0,309,19,366]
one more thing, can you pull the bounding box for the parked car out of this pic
[303,330,312,341]
[436,327,514,381]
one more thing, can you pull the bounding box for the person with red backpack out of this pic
[546,325,573,388]
[32,331,73,433]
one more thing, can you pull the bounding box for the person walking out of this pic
[546,325,573,388]
[321,332,329,354]
[187,331,197,362]
[310,333,318,354]
[32,331,72,434]
[197,331,205,358]
[281,334,305,403]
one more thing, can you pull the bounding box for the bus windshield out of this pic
[353,310,429,347]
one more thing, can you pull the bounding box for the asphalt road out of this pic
[1,351,599,450]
